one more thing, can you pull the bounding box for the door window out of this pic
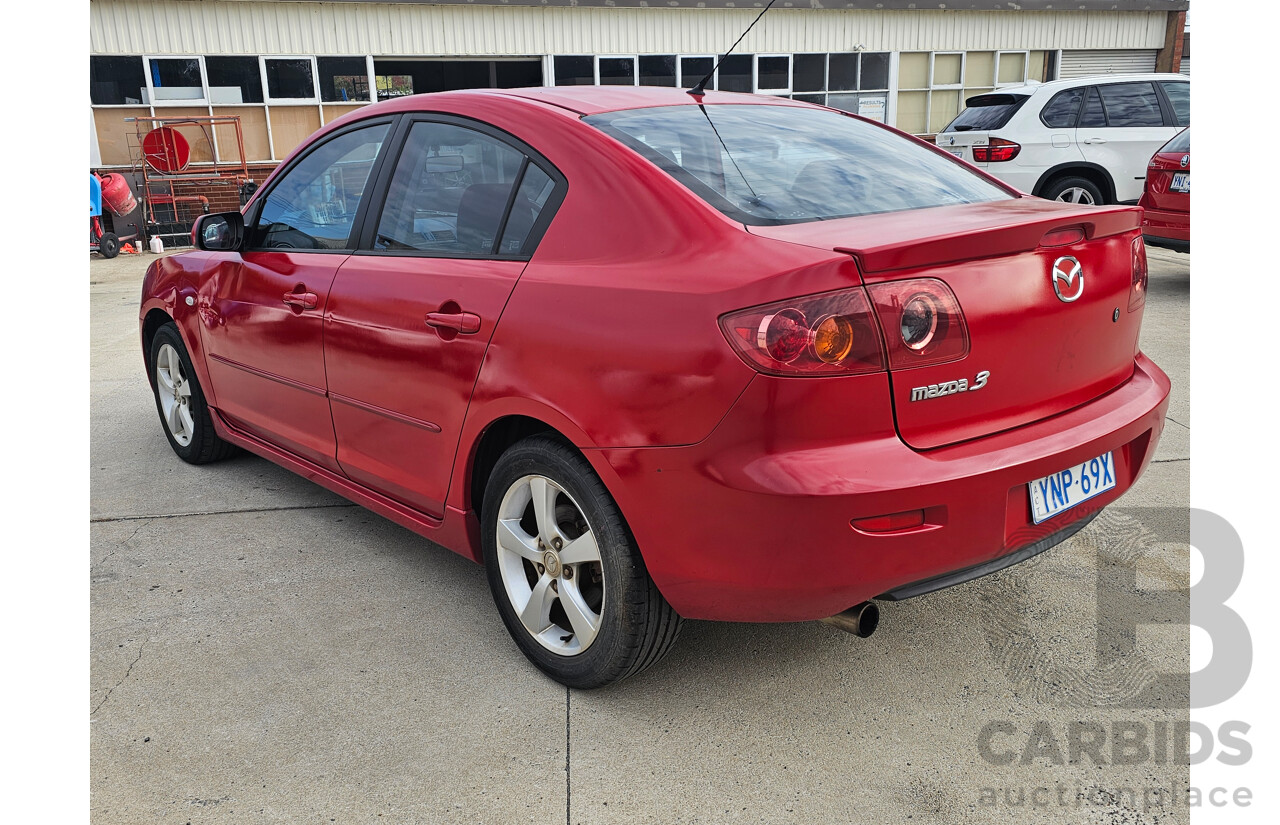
[1096,82,1165,127]
[249,123,389,250]
[1160,81,1190,126]
[373,121,553,256]
[1079,87,1108,128]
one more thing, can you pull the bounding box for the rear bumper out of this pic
[595,354,1170,622]
[1141,207,1190,249]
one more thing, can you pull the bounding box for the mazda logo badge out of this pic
[1051,256,1085,303]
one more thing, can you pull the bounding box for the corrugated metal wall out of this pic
[91,1,1169,57]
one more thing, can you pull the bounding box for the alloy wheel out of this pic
[1055,187,1097,205]
[155,343,195,446]
[494,474,605,655]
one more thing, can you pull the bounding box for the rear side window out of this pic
[1097,82,1165,127]
[587,104,1011,226]
[1039,88,1085,128]
[942,94,1029,132]
[1079,87,1107,128]
[1161,81,1190,126]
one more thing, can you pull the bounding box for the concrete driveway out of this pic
[91,246,1191,824]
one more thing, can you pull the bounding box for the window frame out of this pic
[754,54,793,95]
[261,55,321,105]
[143,55,209,107]
[677,55,718,91]
[354,113,568,262]
[994,50,1031,87]
[242,115,399,254]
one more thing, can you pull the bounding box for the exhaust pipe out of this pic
[820,601,879,638]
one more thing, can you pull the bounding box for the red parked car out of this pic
[141,87,1169,688]
[1139,128,1190,252]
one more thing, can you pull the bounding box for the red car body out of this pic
[1139,128,1190,252]
[141,87,1169,625]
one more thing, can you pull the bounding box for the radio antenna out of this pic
[687,0,779,96]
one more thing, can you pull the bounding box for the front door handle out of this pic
[282,290,319,310]
[1082,137,1108,145]
[425,311,481,334]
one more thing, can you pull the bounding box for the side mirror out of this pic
[192,211,245,252]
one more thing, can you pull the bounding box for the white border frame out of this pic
[143,55,208,107]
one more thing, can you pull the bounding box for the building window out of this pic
[91,56,146,105]
[205,56,263,104]
[680,57,715,89]
[598,57,638,86]
[639,56,677,87]
[265,58,317,101]
[717,54,753,93]
[898,51,1033,135]
[318,57,371,103]
[756,55,791,94]
[553,56,595,86]
[147,57,204,104]
[785,53,890,121]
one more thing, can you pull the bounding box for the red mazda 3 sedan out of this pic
[141,87,1169,688]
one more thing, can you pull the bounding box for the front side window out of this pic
[587,104,1012,225]
[373,121,538,256]
[250,123,389,250]
[1097,82,1165,127]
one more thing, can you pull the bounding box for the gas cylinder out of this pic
[98,173,137,217]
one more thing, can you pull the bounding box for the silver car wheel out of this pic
[495,474,605,656]
[1055,186,1097,205]
[155,342,195,447]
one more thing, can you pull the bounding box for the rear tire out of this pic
[99,232,120,259]
[1042,176,1104,206]
[149,322,237,465]
[481,436,682,689]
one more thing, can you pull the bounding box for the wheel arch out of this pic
[141,307,174,381]
[1033,163,1116,203]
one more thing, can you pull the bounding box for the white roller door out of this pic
[1058,50,1158,78]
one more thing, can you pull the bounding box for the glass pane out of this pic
[997,53,1026,85]
[717,54,753,93]
[499,164,556,255]
[898,53,929,89]
[792,93,827,106]
[1097,82,1164,127]
[933,54,962,86]
[793,54,826,92]
[1161,81,1190,126]
[252,124,388,250]
[964,52,994,87]
[148,58,203,102]
[1080,87,1107,128]
[1161,128,1190,154]
[929,90,961,132]
[374,122,525,255]
[681,57,714,88]
[1028,51,1047,82]
[554,56,594,86]
[318,57,369,103]
[859,53,889,90]
[828,54,858,92]
[266,58,315,99]
[376,75,414,100]
[496,60,543,88]
[944,93,1028,132]
[826,93,860,113]
[586,103,1011,225]
[205,56,263,104]
[1040,88,1084,129]
[757,56,789,90]
[90,56,146,105]
[598,57,636,86]
[639,56,677,88]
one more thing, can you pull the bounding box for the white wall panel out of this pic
[91,1,1170,57]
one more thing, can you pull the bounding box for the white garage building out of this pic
[90,0,1188,170]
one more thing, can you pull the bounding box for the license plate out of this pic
[1028,452,1117,524]
[1170,172,1190,193]
[947,149,964,158]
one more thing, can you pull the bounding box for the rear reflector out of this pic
[1129,236,1148,312]
[851,510,926,533]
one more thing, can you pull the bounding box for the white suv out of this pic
[936,73,1190,205]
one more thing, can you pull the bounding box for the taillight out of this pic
[972,138,1021,163]
[719,288,885,376]
[1129,236,1148,312]
[866,279,969,369]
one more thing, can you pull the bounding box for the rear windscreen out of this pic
[1161,128,1190,155]
[585,104,1012,226]
[941,94,1030,132]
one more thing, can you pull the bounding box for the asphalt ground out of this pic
[91,244,1191,824]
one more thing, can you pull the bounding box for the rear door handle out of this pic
[282,290,319,310]
[425,311,481,334]
[1082,137,1108,145]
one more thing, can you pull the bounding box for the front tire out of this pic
[149,322,236,464]
[481,436,682,689]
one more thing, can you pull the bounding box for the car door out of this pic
[323,116,564,517]
[1075,81,1181,203]
[200,119,392,470]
